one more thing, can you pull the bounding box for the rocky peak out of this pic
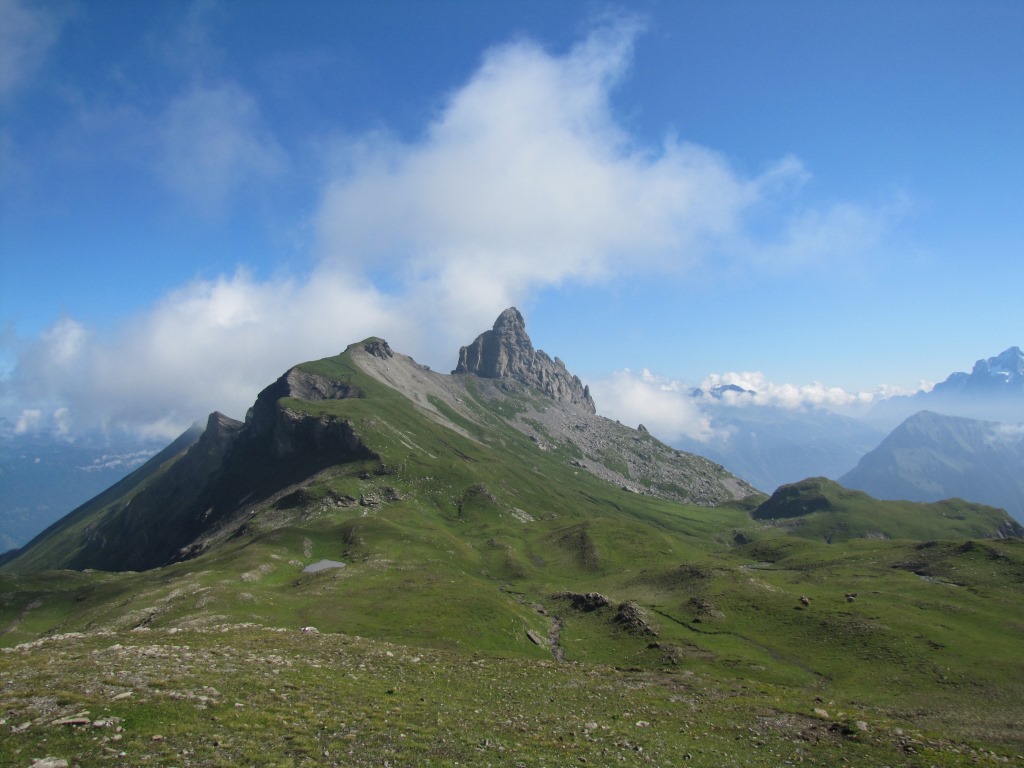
[971,346,1023,382]
[364,338,394,360]
[453,307,596,414]
[933,346,1024,396]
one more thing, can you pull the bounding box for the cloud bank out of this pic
[4,21,898,438]
[588,369,718,442]
[590,367,891,446]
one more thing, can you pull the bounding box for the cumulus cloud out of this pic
[5,269,413,437]
[588,369,718,442]
[696,371,876,410]
[5,20,902,439]
[156,83,286,212]
[0,0,63,97]
[589,366,893,446]
[14,408,41,434]
[314,22,847,336]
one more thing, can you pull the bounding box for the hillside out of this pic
[753,476,1023,542]
[2,310,1023,766]
[841,410,1024,523]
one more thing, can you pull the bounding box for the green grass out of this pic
[754,477,1015,542]
[2,346,1022,764]
[3,625,1019,767]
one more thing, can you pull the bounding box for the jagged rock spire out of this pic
[453,307,596,414]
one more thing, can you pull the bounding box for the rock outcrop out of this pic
[247,367,362,438]
[453,307,596,414]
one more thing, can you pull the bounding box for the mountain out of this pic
[672,403,885,493]
[667,347,1023,495]
[2,310,753,574]
[2,310,1023,765]
[869,346,1024,426]
[0,428,168,553]
[840,410,1024,523]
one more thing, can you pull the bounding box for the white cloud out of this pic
[696,371,876,410]
[589,369,718,442]
[590,365,897,446]
[4,20,904,439]
[314,23,828,333]
[8,268,426,437]
[14,408,41,433]
[52,406,71,436]
[987,423,1024,447]
[0,0,62,96]
[157,83,286,212]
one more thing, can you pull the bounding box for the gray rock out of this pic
[552,591,611,612]
[453,308,596,414]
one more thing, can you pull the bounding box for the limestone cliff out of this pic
[454,307,596,414]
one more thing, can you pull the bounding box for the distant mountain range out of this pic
[840,410,1024,523]
[672,347,1023,510]
[672,404,885,494]
[869,346,1024,426]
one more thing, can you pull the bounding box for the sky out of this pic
[1,0,1022,442]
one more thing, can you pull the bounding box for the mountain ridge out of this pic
[869,346,1024,425]
[2,312,755,574]
[840,410,1024,523]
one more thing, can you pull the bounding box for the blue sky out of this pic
[1,0,1022,439]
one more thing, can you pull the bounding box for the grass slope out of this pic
[1,347,1022,764]
[752,477,1018,542]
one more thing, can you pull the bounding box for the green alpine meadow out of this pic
[2,310,1022,767]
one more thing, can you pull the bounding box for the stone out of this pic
[613,601,658,636]
[552,591,611,612]
[51,716,91,726]
[453,308,596,414]
[363,338,394,359]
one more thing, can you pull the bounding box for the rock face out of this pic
[454,308,596,414]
